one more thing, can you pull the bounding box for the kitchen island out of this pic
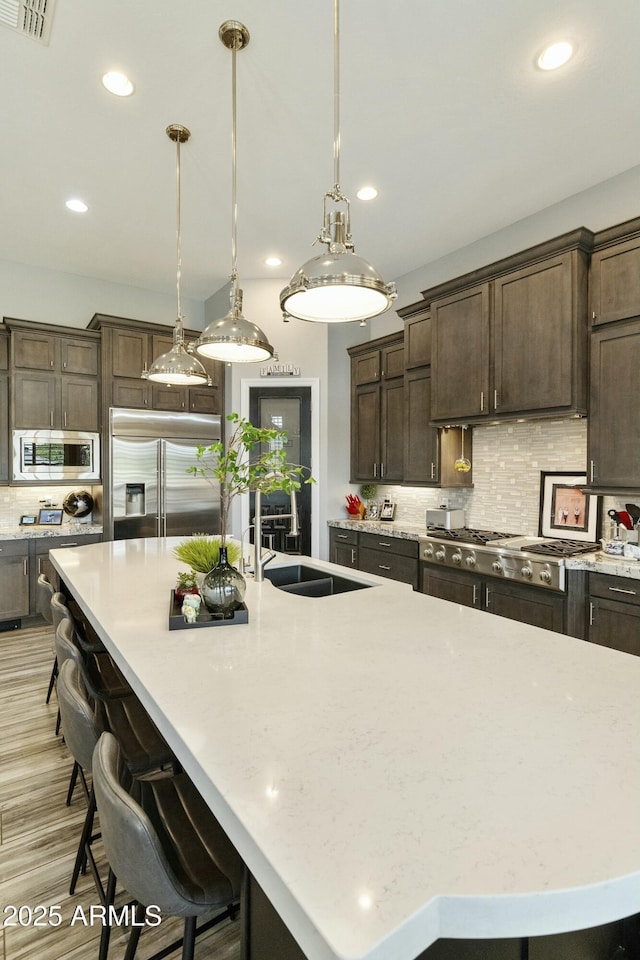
[50,538,640,960]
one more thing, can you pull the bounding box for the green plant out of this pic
[360,483,378,500]
[187,413,314,544]
[173,537,242,574]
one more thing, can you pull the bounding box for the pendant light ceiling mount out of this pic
[142,123,211,386]
[280,0,396,324]
[194,20,275,364]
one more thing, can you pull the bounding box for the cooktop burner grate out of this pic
[426,527,518,544]
[521,540,598,557]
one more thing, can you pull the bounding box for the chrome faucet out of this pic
[251,487,299,582]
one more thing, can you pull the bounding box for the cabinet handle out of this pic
[337,534,349,540]
[63,361,67,369]
[380,463,385,478]
[592,311,597,321]
[480,391,485,412]
[50,359,54,368]
[485,586,491,606]
[430,462,435,480]
[590,460,595,483]
[23,559,28,576]
[373,463,377,477]
[64,411,67,427]
[377,542,392,548]
[472,584,478,605]
[494,389,499,409]
[589,601,594,626]
[50,410,54,426]
[378,564,392,571]
[351,548,356,564]
[607,586,637,596]
[38,557,42,574]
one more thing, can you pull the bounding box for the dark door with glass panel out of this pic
[249,387,312,556]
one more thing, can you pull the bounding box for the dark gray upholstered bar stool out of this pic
[37,573,58,704]
[93,731,243,960]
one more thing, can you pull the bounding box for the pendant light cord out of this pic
[230,39,239,295]
[175,135,184,342]
[333,0,341,195]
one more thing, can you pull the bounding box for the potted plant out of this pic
[174,570,199,601]
[182,413,314,615]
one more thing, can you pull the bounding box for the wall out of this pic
[0,258,205,330]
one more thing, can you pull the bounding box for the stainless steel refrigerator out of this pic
[108,408,221,540]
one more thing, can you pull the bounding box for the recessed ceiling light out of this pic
[265,256,282,267]
[356,186,378,200]
[65,198,88,213]
[536,41,574,71]
[102,71,135,97]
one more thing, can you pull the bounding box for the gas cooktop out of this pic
[425,527,517,544]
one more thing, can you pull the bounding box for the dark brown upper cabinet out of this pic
[349,334,405,483]
[590,218,640,326]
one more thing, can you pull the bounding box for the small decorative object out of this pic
[182,604,198,624]
[175,571,199,601]
[200,545,247,618]
[359,483,378,501]
[345,493,362,517]
[380,500,396,521]
[62,490,94,519]
[37,508,63,525]
[181,593,202,618]
[539,472,600,543]
[20,515,37,525]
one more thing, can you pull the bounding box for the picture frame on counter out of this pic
[20,514,37,525]
[380,500,396,521]
[366,502,380,521]
[538,472,600,543]
[37,508,63,526]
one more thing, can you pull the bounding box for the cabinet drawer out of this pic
[359,546,417,586]
[358,532,418,559]
[35,534,102,555]
[589,573,640,605]
[330,527,358,546]
[0,539,29,558]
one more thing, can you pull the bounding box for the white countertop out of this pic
[50,538,640,960]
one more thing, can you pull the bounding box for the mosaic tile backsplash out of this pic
[0,484,102,530]
[372,419,619,538]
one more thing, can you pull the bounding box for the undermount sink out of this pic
[264,563,372,597]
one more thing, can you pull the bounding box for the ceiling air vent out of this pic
[0,0,56,45]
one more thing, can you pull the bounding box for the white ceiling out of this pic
[1,0,639,305]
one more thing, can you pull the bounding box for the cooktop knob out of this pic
[435,548,446,561]
[492,560,503,573]
[539,569,552,584]
[521,564,533,579]
[452,551,462,564]
[465,554,477,568]
[423,545,434,559]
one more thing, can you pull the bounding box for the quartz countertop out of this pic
[0,522,103,540]
[50,538,640,960]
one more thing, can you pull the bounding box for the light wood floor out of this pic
[0,622,241,960]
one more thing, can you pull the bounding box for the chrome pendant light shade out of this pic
[195,21,274,364]
[143,125,211,386]
[280,0,396,324]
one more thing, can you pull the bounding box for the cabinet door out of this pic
[60,337,99,376]
[188,385,221,415]
[431,283,490,421]
[381,342,405,380]
[351,382,380,482]
[352,349,380,386]
[404,313,431,369]
[331,538,358,568]
[13,372,57,428]
[112,378,151,409]
[588,596,640,657]
[591,235,640,325]
[61,376,100,430]
[484,580,565,632]
[359,546,417,587]
[589,319,640,489]
[380,377,404,482]
[112,329,149,378]
[0,372,8,483]
[421,565,480,608]
[152,383,188,412]
[12,329,56,370]
[0,551,30,619]
[493,254,579,415]
[404,367,438,485]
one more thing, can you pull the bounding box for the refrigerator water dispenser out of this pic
[125,483,145,516]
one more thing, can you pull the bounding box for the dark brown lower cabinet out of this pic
[0,540,30,623]
[588,573,640,656]
[421,564,566,633]
[358,531,418,588]
[328,527,358,568]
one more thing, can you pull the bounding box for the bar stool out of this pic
[36,573,57,704]
[93,731,243,960]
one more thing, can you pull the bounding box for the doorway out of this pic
[249,386,312,556]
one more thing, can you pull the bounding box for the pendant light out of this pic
[280,0,396,324]
[142,125,211,385]
[194,21,274,364]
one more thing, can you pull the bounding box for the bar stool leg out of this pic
[99,869,117,960]
[123,902,143,960]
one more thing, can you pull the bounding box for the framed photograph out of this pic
[366,502,380,521]
[38,508,63,526]
[380,501,396,521]
[538,472,600,543]
[20,514,37,525]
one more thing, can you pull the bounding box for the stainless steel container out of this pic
[426,508,466,530]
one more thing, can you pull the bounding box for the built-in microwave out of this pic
[12,429,100,483]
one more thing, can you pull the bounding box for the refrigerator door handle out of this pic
[158,440,166,537]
